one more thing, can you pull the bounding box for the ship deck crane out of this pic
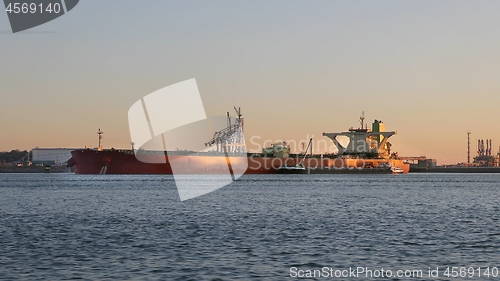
[298,138,313,166]
[205,107,245,153]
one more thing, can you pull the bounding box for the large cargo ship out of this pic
[67,110,409,174]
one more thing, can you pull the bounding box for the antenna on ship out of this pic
[234,106,243,133]
[360,111,365,130]
[97,128,103,151]
[234,106,242,119]
[467,131,471,164]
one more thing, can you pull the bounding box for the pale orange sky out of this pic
[1,1,500,165]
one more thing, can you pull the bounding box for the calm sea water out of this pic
[1,173,499,280]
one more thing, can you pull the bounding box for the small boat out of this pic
[275,139,313,174]
[391,166,404,174]
[275,164,307,174]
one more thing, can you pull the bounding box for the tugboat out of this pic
[275,164,307,174]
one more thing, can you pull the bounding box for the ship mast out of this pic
[97,128,103,151]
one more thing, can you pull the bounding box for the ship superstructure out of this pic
[323,112,395,158]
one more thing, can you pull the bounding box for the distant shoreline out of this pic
[3,166,500,174]
[411,167,500,173]
[0,166,73,173]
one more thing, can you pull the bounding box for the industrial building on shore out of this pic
[31,148,82,165]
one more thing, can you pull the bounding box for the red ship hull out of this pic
[68,149,409,174]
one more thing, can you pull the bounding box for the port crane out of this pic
[15,151,31,166]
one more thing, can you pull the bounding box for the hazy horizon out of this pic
[2,0,500,165]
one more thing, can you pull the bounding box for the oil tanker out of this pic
[67,110,409,174]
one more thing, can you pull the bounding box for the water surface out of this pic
[1,173,499,280]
